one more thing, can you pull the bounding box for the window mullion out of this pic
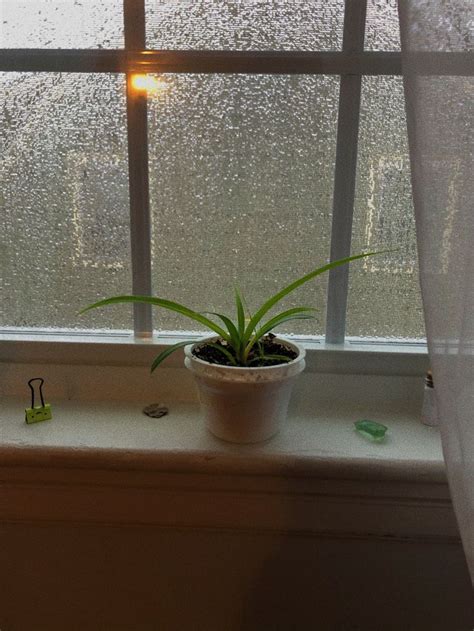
[124,0,153,338]
[325,0,367,344]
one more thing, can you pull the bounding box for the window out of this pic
[0,0,425,345]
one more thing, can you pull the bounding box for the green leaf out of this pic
[79,295,229,340]
[243,308,316,362]
[251,307,317,345]
[205,342,238,366]
[204,312,240,351]
[234,286,246,340]
[243,252,381,344]
[150,340,195,372]
[248,354,292,365]
[239,291,254,325]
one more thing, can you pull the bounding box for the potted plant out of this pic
[81,252,377,443]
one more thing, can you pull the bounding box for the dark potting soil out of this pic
[192,334,297,367]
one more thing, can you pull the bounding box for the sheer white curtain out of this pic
[398,0,473,583]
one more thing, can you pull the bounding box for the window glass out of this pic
[0,72,131,330]
[347,75,425,340]
[148,74,339,334]
[0,0,124,48]
[145,0,345,50]
[365,0,401,51]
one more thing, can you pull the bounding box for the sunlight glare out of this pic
[131,74,168,95]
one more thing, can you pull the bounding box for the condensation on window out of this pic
[147,74,340,335]
[0,0,124,48]
[365,0,401,51]
[0,72,132,330]
[145,0,345,51]
[401,0,472,52]
[346,75,425,340]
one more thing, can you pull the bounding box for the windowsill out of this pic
[0,331,438,482]
[1,394,444,483]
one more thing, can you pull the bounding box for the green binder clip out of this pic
[25,377,52,424]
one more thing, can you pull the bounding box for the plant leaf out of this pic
[244,309,316,362]
[243,252,381,344]
[246,307,316,353]
[205,342,238,366]
[248,354,292,365]
[203,312,240,350]
[79,295,229,340]
[234,286,246,340]
[150,340,195,372]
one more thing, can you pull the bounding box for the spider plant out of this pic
[80,252,378,370]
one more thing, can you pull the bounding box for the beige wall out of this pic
[1,464,473,631]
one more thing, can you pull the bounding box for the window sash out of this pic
[0,0,408,343]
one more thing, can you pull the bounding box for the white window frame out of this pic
[0,0,428,363]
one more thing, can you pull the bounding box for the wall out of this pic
[1,463,473,631]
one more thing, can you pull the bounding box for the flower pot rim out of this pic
[184,336,305,372]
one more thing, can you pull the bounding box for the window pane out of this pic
[0,72,131,330]
[145,1,344,50]
[365,0,400,51]
[346,76,425,340]
[148,74,339,335]
[0,0,124,48]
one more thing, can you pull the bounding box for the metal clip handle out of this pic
[28,377,45,409]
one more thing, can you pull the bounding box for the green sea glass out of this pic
[354,419,388,442]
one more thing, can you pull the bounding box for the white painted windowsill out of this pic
[1,333,437,474]
[0,333,441,483]
[1,395,444,482]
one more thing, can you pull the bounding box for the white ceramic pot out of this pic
[184,338,306,444]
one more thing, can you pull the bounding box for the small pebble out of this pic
[143,403,169,418]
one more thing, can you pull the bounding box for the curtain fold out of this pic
[398,0,473,583]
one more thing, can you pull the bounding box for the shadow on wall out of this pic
[240,534,473,631]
